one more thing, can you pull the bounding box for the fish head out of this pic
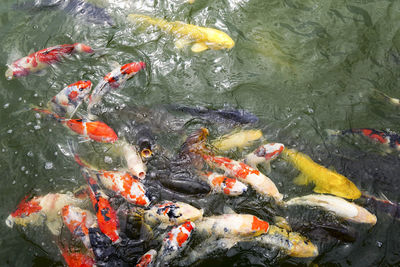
[5,65,29,80]
[73,43,94,53]
[287,232,319,258]
[85,121,118,143]
[5,215,14,228]
[120,61,146,77]
[255,143,285,161]
[67,80,92,102]
[205,28,235,50]
[10,195,42,219]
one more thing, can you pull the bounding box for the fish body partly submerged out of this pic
[243,143,284,170]
[87,62,146,120]
[128,14,235,53]
[6,192,86,235]
[117,140,147,180]
[83,171,120,243]
[202,154,283,202]
[62,205,97,249]
[136,249,157,267]
[286,194,377,225]
[196,213,270,238]
[199,172,247,196]
[282,148,361,200]
[211,129,263,151]
[59,244,95,267]
[157,221,195,265]
[5,43,93,80]
[49,80,92,117]
[34,108,118,143]
[143,201,203,226]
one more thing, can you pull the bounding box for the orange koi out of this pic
[59,244,95,267]
[136,249,157,267]
[199,172,247,196]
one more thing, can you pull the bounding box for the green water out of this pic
[1,0,400,266]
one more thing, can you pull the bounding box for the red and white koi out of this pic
[243,143,284,171]
[158,221,195,264]
[62,205,97,249]
[34,108,118,143]
[5,43,94,80]
[83,170,120,243]
[49,80,92,117]
[202,154,283,202]
[199,172,247,196]
[87,61,146,119]
[5,192,86,235]
[143,201,203,226]
[59,244,96,267]
[136,249,157,267]
[195,214,270,238]
[285,194,377,225]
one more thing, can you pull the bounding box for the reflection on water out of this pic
[1,0,400,266]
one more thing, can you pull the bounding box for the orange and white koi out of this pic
[202,154,283,202]
[243,143,284,171]
[49,80,92,117]
[199,172,247,196]
[5,43,93,80]
[34,108,118,143]
[83,170,120,243]
[136,249,157,267]
[286,194,377,225]
[196,214,270,238]
[87,61,146,119]
[158,221,195,264]
[5,192,86,235]
[59,244,96,267]
[143,201,203,226]
[62,205,98,249]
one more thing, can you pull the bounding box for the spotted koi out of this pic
[341,128,400,150]
[87,61,146,119]
[5,43,93,80]
[82,170,120,243]
[62,205,97,249]
[244,143,284,170]
[202,154,283,202]
[144,201,203,226]
[136,249,157,267]
[200,172,247,196]
[59,244,96,267]
[158,221,195,264]
[6,192,86,235]
[49,80,92,117]
[196,214,269,238]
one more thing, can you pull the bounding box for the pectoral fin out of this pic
[293,173,310,186]
[46,218,63,235]
[174,38,192,49]
[191,42,209,52]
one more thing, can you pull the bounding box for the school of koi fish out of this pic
[4,3,400,267]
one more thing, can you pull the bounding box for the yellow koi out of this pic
[127,14,235,53]
[282,148,361,200]
[211,129,263,151]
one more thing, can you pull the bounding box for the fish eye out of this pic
[141,148,152,158]
[79,88,83,91]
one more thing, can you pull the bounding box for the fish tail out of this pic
[325,129,343,137]
[67,139,98,171]
[73,43,94,54]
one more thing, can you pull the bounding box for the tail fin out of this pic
[325,129,342,137]
[67,139,98,171]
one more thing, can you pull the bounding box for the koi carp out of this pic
[328,128,400,151]
[142,201,203,227]
[211,129,263,151]
[59,243,95,267]
[62,205,98,249]
[286,194,377,225]
[199,172,247,196]
[5,43,93,80]
[48,80,92,117]
[158,221,195,265]
[127,14,235,53]
[82,170,120,243]
[202,154,283,202]
[137,249,157,267]
[5,192,86,235]
[74,153,150,206]
[196,214,270,238]
[34,108,118,143]
[87,61,146,120]
[117,140,147,180]
[243,143,284,171]
[281,148,361,200]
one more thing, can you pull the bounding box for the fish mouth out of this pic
[5,68,14,80]
[5,215,14,228]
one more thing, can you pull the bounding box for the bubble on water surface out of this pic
[3,103,9,109]
[21,166,26,171]
[27,151,34,157]
[12,180,16,185]
[104,156,113,164]
[45,162,54,170]
[35,113,41,119]
[7,129,12,134]
[34,125,41,130]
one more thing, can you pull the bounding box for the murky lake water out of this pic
[1,0,400,266]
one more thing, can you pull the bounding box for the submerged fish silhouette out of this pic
[14,0,114,26]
